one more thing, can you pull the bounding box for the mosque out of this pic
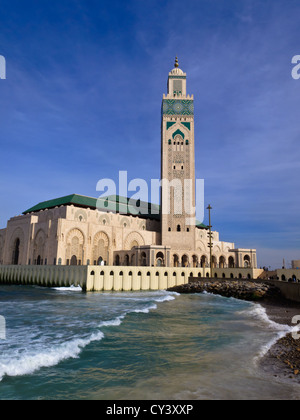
[0,59,258,271]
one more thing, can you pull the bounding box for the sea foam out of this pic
[242,303,300,359]
[0,331,104,382]
[52,285,82,292]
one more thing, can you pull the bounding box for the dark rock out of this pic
[167,279,282,302]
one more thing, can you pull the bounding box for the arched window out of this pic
[177,225,181,232]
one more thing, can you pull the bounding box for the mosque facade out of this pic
[0,60,258,270]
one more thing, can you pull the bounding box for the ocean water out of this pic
[0,285,299,400]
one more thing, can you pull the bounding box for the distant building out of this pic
[292,260,300,269]
[0,59,258,269]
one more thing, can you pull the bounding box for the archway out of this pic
[93,232,109,267]
[12,238,20,265]
[173,254,179,267]
[228,256,235,268]
[244,255,251,268]
[200,255,207,268]
[156,252,164,267]
[182,255,189,268]
[192,255,198,268]
[219,256,226,269]
[71,255,78,266]
[66,229,85,266]
[212,255,217,268]
[37,255,42,266]
[140,252,147,266]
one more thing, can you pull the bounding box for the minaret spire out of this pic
[161,60,196,250]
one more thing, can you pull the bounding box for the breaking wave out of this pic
[240,303,300,359]
[0,290,177,382]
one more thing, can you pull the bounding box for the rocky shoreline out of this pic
[167,279,282,301]
[168,279,300,385]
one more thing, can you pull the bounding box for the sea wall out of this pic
[86,266,208,291]
[276,269,300,282]
[84,267,264,291]
[0,265,264,292]
[0,265,87,289]
[267,279,300,303]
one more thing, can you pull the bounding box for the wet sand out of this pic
[258,298,300,384]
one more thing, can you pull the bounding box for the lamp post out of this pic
[207,205,213,278]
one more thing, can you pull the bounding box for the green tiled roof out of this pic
[23,194,161,221]
[23,193,208,229]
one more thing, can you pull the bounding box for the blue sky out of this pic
[0,0,300,269]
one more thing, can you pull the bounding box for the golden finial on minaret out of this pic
[175,57,179,68]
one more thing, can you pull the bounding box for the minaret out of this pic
[160,58,196,250]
